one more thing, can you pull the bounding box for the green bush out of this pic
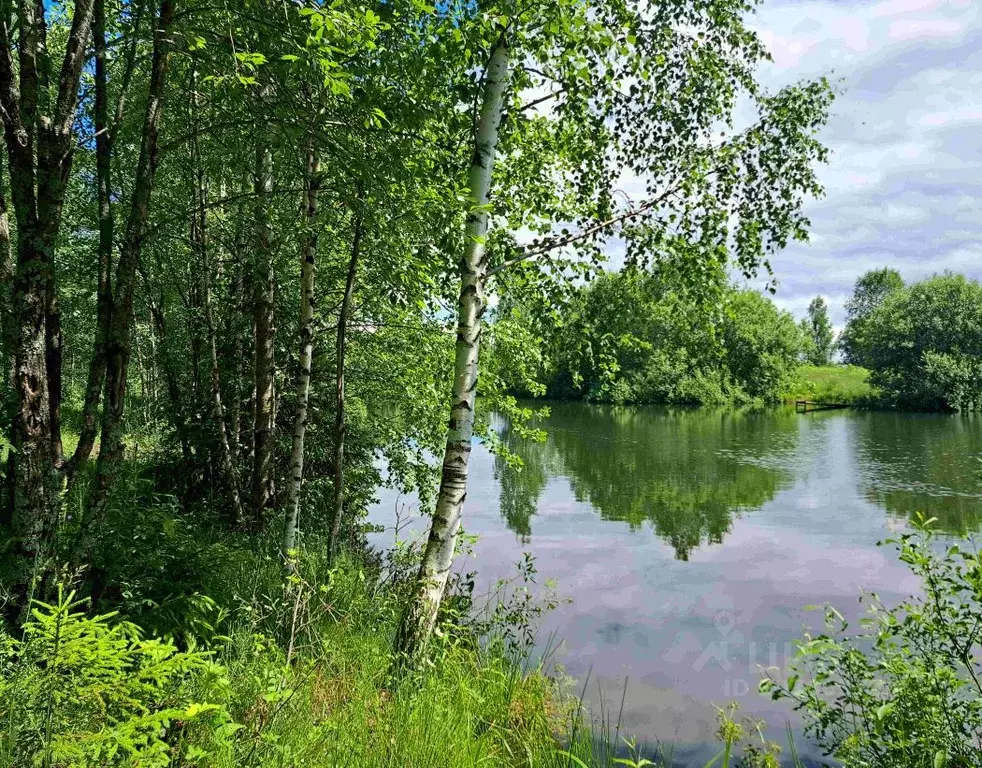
[0,588,235,767]
[521,268,805,406]
[761,517,982,767]
[858,274,982,411]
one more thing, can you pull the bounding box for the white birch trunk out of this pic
[283,149,320,558]
[395,35,511,660]
[250,138,275,527]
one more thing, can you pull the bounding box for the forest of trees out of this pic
[24,0,982,765]
[0,0,832,630]
[494,266,806,406]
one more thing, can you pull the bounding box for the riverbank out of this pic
[0,460,784,767]
[0,466,581,766]
[783,364,873,406]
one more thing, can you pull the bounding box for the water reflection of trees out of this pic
[851,413,982,533]
[494,405,799,559]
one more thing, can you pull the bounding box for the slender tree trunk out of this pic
[66,0,114,486]
[243,316,257,464]
[0,149,14,369]
[134,326,148,425]
[0,150,15,528]
[228,241,244,456]
[188,263,202,410]
[146,286,192,462]
[192,96,243,526]
[202,225,244,525]
[394,35,510,661]
[0,153,13,362]
[145,305,158,412]
[283,149,320,558]
[89,0,176,523]
[326,207,363,563]
[232,174,251,462]
[44,274,63,468]
[250,139,275,529]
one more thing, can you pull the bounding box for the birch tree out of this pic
[67,0,144,489]
[90,0,178,525]
[0,0,97,605]
[396,0,835,660]
[284,148,320,558]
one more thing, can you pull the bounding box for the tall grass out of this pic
[1,461,803,767]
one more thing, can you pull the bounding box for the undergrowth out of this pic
[0,461,798,767]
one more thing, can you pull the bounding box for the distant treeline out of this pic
[839,269,982,412]
[493,265,806,406]
[492,267,982,412]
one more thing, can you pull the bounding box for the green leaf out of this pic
[556,751,590,768]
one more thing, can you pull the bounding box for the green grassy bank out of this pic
[784,364,872,405]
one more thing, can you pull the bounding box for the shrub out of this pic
[0,587,235,767]
[529,268,804,406]
[761,517,982,767]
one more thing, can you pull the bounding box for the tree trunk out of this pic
[146,285,192,463]
[228,236,244,457]
[0,152,13,367]
[188,258,203,414]
[394,35,510,661]
[250,139,275,529]
[0,0,97,611]
[192,92,244,526]
[202,219,244,525]
[326,206,363,563]
[0,150,14,528]
[283,149,320,558]
[66,0,114,486]
[90,0,176,522]
[44,273,63,469]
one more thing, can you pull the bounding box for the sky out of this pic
[743,0,982,327]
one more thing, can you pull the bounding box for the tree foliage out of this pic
[840,267,904,367]
[858,274,982,411]
[498,267,805,406]
[801,295,835,366]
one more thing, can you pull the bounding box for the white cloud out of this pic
[888,19,964,40]
[749,0,982,325]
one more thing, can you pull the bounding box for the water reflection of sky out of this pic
[367,407,982,765]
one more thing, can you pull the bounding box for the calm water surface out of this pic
[368,404,982,765]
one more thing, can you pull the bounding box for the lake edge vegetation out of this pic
[0,0,979,766]
[494,266,982,411]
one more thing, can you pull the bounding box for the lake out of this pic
[367,404,982,765]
